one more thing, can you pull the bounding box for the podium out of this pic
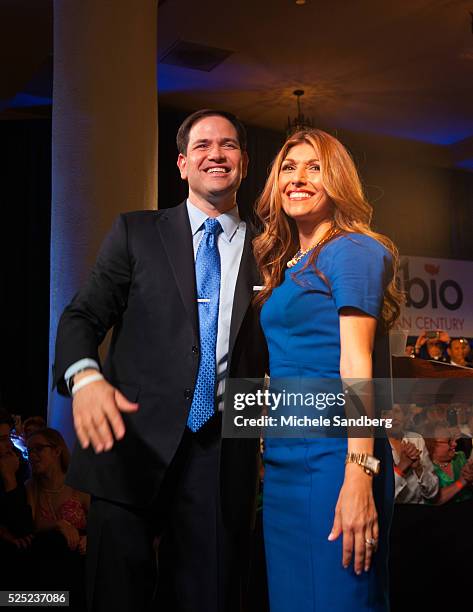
[392,356,473,379]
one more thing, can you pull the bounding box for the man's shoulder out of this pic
[119,203,187,227]
[120,207,175,221]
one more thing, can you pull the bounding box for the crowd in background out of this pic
[385,330,473,610]
[2,332,473,612]
[405,331,472,368]
[393,332,473,503]
[388,403,473,505]
[0,410,88,609]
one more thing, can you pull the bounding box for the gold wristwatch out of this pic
[345,452,380,476]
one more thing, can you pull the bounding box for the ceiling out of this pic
[2,0,473,169]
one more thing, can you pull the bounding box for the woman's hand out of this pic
[396,445,415,475]
[415,331,427,351]
[460,463,473,485]
[328,464,378,575]
[56,519,80,551]
[438,331,450,344]
[13,534,34,550]
[78,535,87,555]
[401,442,421,475]
[0,527,34,550]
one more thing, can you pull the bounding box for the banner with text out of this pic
[394,255,473,337]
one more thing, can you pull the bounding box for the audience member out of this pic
[25,428,89,550]
[457,406,473,439]
[0,433,35,589]
[0,407,30,492]
[444,404,472,459]
[21,416,47,442]
[413,330,449,362]
[0,408,14,441]
[424,421,473,504]
[0,437,34,536]
[388,405,438,504]
[412,403,448,432]
[447,337,472,368]
[23,428,89,607]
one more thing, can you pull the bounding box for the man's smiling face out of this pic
[177,115,248,208]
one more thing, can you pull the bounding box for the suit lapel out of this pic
[228,224,259,357]
[156,202,199,336]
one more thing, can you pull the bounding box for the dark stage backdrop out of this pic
[0,119,51,420]
[1,111,473,420]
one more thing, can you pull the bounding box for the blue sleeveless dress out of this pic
[261,233,394,612]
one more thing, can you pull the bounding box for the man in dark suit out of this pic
[53,110,268,612]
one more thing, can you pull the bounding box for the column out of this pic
[49,0,158,446]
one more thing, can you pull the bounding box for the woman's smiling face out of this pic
[278,142,333,224]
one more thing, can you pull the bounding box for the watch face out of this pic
[366,456,380,474]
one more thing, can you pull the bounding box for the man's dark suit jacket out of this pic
[53,202,268,533]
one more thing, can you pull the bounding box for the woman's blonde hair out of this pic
[253,128,402,329]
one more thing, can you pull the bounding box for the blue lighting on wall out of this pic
[9,93,52,108]
[336,115,473,146]
[455,159,473,170]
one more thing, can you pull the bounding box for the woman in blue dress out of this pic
[253,128,402,611]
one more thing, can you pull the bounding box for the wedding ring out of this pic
[365,537,377,547]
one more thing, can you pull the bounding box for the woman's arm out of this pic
[433,480,465,505]
[77,490,91,512]
[339,307,377,455]
[329,308,378,575]
[434,460,473,505]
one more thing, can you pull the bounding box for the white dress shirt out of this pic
[391,432,439,504]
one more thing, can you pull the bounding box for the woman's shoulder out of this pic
[323,232,389,256]
[73,488,91,509]
[320,233,392,276]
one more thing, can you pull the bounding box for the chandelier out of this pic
[286,89,314,136]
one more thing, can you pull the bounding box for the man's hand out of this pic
[72,370,139,453]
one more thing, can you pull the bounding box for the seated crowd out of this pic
[0,409,88,608]
[389,403,473,505]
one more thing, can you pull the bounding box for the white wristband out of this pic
[71,373,105,396]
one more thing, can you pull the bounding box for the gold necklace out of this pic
[287,244,318,268]
[286,227,336,268]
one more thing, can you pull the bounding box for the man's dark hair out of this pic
[176,109,247,155]
[449,337,469,349]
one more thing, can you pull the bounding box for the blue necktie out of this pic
[187,218,223,432]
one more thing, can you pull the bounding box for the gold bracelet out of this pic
[345,452,380,476]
